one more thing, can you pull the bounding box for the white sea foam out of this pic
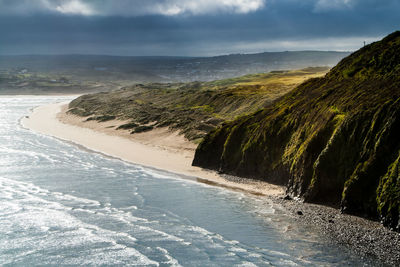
[141,168,181,180]
[237,262,259,267]
[156,247,182,267]
[229,247,248,253]
[0,178,195,253]
[0,177,162,266]
[0,147,57,163]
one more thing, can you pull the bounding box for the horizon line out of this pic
[0,50,353,58]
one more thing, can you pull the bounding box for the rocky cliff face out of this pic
[193,31,400,231]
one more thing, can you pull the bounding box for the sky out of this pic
[0,0,399,56]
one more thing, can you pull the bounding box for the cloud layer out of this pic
[1,0,398,17]
[0,0,398,56]
[314,0,356,12]
[0,0,266,16]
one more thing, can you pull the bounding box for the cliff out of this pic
[68,68,327,142]
[193,31,400,230]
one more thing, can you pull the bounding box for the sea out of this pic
[0,96,376,266]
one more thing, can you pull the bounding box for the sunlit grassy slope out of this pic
[193,31,400,231]
[69,67,328,142]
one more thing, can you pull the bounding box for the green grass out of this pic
[193,31,400,231]
[69,67,328,141]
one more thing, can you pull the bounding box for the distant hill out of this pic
[68,67,328,141]
[193,32,400,231]
[0,51,349,84]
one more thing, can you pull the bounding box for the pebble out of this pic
[273,195,400,266]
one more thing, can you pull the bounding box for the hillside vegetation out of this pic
[193,32,400,231]
[69,67,328,141]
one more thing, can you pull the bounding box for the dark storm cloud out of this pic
[0,0,399,56]
[0,0,266,16]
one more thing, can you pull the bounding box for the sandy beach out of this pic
[21,101,284,197]
[17,99,400,266]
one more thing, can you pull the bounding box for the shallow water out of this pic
[0,96,376,266]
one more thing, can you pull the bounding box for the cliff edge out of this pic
[193,31,400,231]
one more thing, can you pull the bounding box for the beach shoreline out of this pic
[20,100,400,266]
[21,101,285,197]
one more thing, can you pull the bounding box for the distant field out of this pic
[0,52,347,95]
[0,70,119,95]
[0,51,347,87]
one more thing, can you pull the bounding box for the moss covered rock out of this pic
[193,31,400,230]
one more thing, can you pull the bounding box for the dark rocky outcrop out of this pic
[193,31,400,231]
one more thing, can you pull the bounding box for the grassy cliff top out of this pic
[193,31,400,231]
[329,31,400,80]
[68,67,328,142]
